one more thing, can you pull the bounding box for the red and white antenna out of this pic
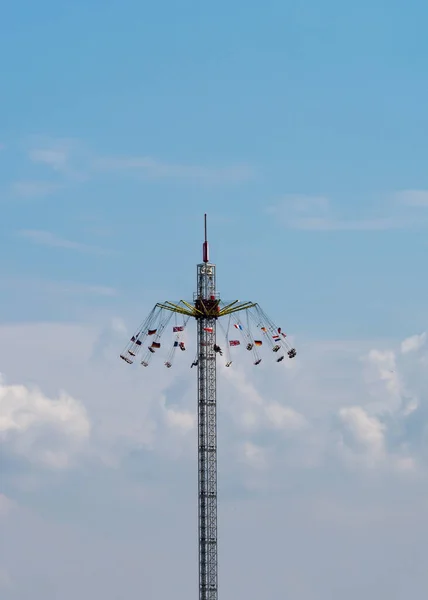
[203,213,209,263]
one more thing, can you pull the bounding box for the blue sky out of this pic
[1,0,427,337]
[1,1,427,599]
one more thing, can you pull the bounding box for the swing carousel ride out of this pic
[120,301,296,370]
[119,214,296,600]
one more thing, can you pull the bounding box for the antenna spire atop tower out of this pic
[203,213,209,263]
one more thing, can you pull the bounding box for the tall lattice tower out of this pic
[195,216,219,600]
[120,215,296,600]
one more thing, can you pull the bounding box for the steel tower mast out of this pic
[119,215,297,600]
[196,215,218,600]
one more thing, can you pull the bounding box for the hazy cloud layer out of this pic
[1,322,426,476]
[268,192,428,231]
[17,229,111,255]
[10,181,61,198]
[23,136,255,185]
[0,374,90,468]
[1,320,427,599]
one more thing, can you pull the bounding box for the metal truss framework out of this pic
[156,299,256,319]
[156,270,257,600]
[198,316,217,600]
[119,216,297,600]
[159,262,253,599]
[196,261,218,600]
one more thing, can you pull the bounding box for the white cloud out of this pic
[27,138,87,181]
[17,229,110,255]
[269,191,428,231]
[0,494,15,517]
[264,402,307,431]
[164,406,196,433]
[360,335,427,425]
[29,148,69,171]
[0,321,427,480]
[10,181,60,198]
[220,364,307,437]
[0,276,117,298]
[52,282,117,296]
[401,332,427,354]
[365,348,401,401]
[396,189,428,207]
[395,456,417,472]
[338,406,386,467]
[0,321,427,599]
[0,374,90,469]
[239,441,269,469]
[25,137,254,185]
[94,155,255,183]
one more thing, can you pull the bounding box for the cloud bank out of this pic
[1,321,427,600]
[1,321,426,480]
[0,374,90,468]
[268,192,428,231]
